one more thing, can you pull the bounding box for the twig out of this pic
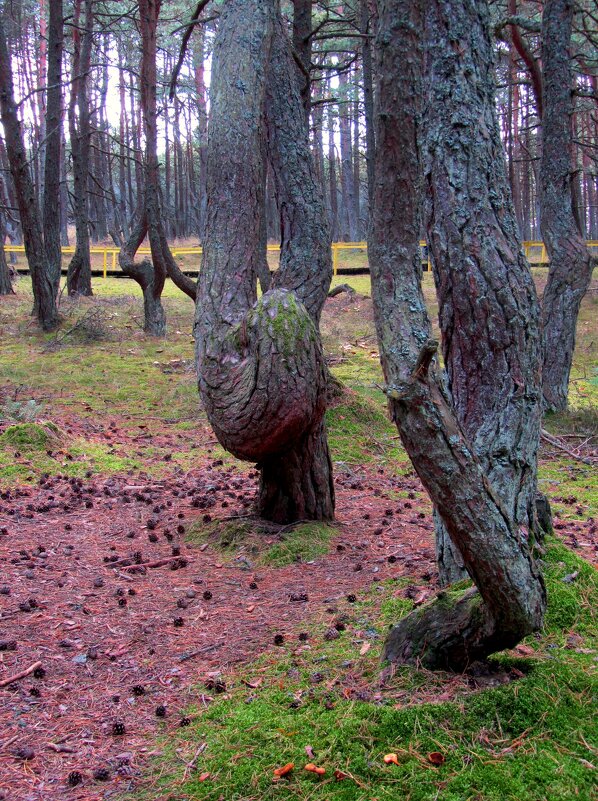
[111,555,195,571]
[46,742,76,754]
[0,660,42,688]
[182,742,207,781]
[179,642,224,662]
[540,429,595,465]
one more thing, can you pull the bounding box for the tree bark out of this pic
[196,0,333,524]
[66,0,93,296]
[423,0,544,583]
[540,0,596,412]
[139,0,196,305]
[0,13,57,329]
[42,0,63,299]
[369,0,546,670]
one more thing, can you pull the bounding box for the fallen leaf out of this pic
[246,605,255,613]
[383,753,399,765]
[334,769,349,781]
[359,642,371,656]
[198,772,210,782]
[305,745,315,759]
[514,644,535,656]
[273,763,294,777]
[304,763,326,775]
[428,752,445,765]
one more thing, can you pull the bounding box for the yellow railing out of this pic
[4,241,598,278]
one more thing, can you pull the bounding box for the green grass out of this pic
[186,518,337,568]
[135,540,597,801]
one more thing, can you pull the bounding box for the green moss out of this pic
[186,518,336,567]
[134,540,597,801]
[0,421,61,450]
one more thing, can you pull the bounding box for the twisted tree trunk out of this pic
[195,0,334,524]
[422,0,544,584]
[540,0,596,412]
[369,0,546,670]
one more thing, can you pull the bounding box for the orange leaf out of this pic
[198,772,210,782]
[428,751,445,765]
[304,763,326,776]
[383,753,399,765]
[273,763,294,777]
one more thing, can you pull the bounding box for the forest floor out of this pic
[0,272,596,801]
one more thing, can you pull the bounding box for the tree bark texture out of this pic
[540,0,596,412]
[67,0,93,296]
[139,0,197,305]
[195,0,334,524]
[42,0,63,299]
[0,14,57,329]
[369,0,546,670]
[422,0,544,583]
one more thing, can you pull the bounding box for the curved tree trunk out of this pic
[369,0,546,670]
[67,0,93,297]
[139,0,196,307]
[423,0,544,584]
[195,0,333,524]
[540,0,596,412]
[118,204,166,337]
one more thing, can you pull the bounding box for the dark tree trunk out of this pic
[369,0,546,670]
[118,205,166,337]
[139,0,196,306]
[423,0,544,584]
[292,0,312,124]
[0,213,14,294]
[540,0,596,412]
[196,0,333,525]
[0,13,57,329]
[67,0,93,296]
[43,0,63,299]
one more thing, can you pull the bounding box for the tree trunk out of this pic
[43,0,63,299]
[423,0,544,583]
[0,13,57,329]
[139,0,196,309]
[196,0,333,525]
[369,0,546,670]
[360,0,376,211]
[540,0,596,412]
[0,212,14,294]
[67,0,93,296]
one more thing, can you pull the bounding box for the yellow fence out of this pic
[4,241,598,278]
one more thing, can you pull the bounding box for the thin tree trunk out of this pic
[67,0,93,296]
[43,0,63,299]
[369,0,546,671]
[0,13,57,329]
[540,0,596,412]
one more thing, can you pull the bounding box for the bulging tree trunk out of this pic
[422,0,544,584]
[540,0,596,412]
[369,0,546,671]
[195,0,334,524]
